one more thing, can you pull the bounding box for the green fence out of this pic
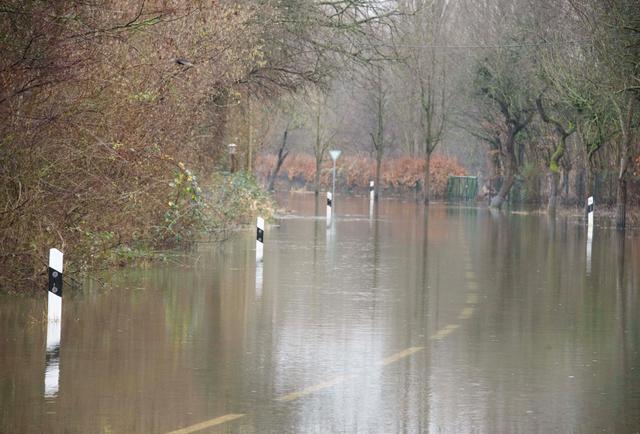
[446,176,478,202]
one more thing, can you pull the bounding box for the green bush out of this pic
[206,171,275,239]
[157,168,274,245]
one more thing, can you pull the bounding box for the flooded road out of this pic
[1,193,639,433]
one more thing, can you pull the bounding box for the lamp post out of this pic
[228,143,237,173]
[329,150,341,215]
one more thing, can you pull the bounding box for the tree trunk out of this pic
[615,171,628,230]
[584,163,594,217]
[489,124,525,210]
[246,94,253,173]
[490,146,517,209]
[314,157,321,196]
[375,154,382,200]
[575,167,585,207]
[423,152,431,205]
[560,167,570,205]
[547,171,559,215]
[267,151,288,192]
[490,172,515,209]
[267,129,289,192]
[614,97,635,230]
[314,105,322,197]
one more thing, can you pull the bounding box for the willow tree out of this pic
[474,43,536,209]
[536,96,575,215]
[565,0,639,228]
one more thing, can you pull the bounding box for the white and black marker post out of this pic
[256,216,264,263]
[45,248,63,397]
[369,181,375,219]
[587,196,594,274]
[326,192,333,226]
[587,196,594,230]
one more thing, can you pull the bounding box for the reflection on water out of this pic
[1,193,639,433]
[44,320,60,398]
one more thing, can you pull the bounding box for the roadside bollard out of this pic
[45,248,63,397]
[587,196,594,274]
[256,217,264,263]
[326,192,332,227]
[369,180,375,219]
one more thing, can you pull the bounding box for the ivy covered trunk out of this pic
[547,171,560,215]
[560,168,570,205]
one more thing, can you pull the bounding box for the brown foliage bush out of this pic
[0,1,269,292]
[255,153,467,196]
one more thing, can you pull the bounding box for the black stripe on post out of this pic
[587,203,594,213]
[48,267,63,297]
[257,227,264,243]
[327,197,332,207]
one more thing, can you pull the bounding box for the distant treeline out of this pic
[256,154,467,198]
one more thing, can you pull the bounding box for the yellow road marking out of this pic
[277,375,351,402]
[430,324,460,340]
[169,246,481,431]
[277,346,427,403]
[381,346,425,366]
[458,307,474,320]
[167,413,245,434]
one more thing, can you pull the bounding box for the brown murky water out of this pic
[1,193,639,433]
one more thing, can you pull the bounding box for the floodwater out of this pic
[1,193,639,433]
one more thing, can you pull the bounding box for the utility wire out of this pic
[373,39,593,50]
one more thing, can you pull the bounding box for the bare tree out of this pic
[398,0,450,204]
[369,66,389,199]
[474,44,536,209]
[307,90,336,196]
[267,126,291,192]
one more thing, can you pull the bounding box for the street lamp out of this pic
[329,149,341,214]
[228,143,237,173]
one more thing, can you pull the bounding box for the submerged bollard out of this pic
[326,192,333,226]
[255,260,263,299]
[256,216,264,262]
[45,248,63,397]
[586,196,594,274]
